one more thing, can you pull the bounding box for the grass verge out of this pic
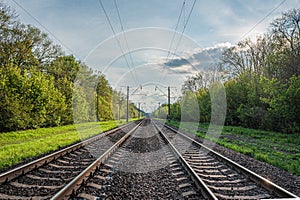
[0,119,132,171]
[166,120,300,176]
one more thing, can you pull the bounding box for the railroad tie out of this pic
[77,193,100,200]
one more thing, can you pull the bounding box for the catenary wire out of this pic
[10,0,77,57]
[159,0,196,84]
[98,0,140,86]
[164,0,186,65]
[158,0,186,84]
[113,0,140,86]
[238,0,286,41]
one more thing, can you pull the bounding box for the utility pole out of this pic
[168,86,170,122]
[126,86,129,123]
[118,98,121,121]
[96,92,99,121]
[138,102,141,119]
[158,102,160,118]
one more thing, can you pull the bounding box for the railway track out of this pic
[1,118,298,199]
[53,118,204,199]
[153,119,299,200]
[0,120,141,199]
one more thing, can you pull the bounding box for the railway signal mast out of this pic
[126,86,129,122]
[168,86,170,122]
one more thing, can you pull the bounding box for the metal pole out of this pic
[138,102,141,119]
[158,102,160,118]
[126,86,129,123]
[168,86,170,122]
[118,101,120,121]
[96,92,99,121]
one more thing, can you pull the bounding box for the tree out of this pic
[271,9,300,54]
[219,35,274,79]
[96,74,113,121]
[25,25,62,66]
[182,71,215,93]
[216,8,300,132]
[270,8,300,82]
[260,76,300,132]
[196,88,211,123]
[0,65,66,131]
[47,56,80,124]
[0,65,30,131]
[72,83,90,123]
[0,3,17,31]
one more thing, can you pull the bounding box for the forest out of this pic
[0,3,139,132]
[154,8,300,133]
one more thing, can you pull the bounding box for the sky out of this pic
[4,0,300,113]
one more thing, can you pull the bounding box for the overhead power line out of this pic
[168,0,196,64]
[113,0,140,85]
[239,0,286,41]
[11,0,77,57]
[164,0,186,63]
[159,0,196,84]
[98,0,140,86]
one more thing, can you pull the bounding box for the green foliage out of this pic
[96,74,113,121]
[215,8,300,133]
[153,104,168,119]
[47,56,80,124]
[129,103,139,118]
[170,102,180,121]
[0,3,70,131]
[196,88,211,122]
[0,65,66,131]
[261,75,300,132]
[224,79,247,125]
[72,83,90,123]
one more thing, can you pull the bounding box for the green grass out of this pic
[0,120,131,171]
[165,120,300,176]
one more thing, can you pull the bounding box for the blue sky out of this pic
[4,0,300,112]
[5,0,300,59]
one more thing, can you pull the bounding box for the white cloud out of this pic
[204,42,233,50]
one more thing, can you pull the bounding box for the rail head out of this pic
[154,120,299,199]
[0,121,136,184]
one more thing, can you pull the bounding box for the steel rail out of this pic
[152,119,218,200]
[51,119,144,199]
[0,121,138,184]
[155,120,299,199]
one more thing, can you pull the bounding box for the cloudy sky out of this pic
[5,0,300,112]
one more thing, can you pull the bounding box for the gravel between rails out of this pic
[74,119,203,199]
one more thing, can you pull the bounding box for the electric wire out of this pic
[164,0,186,65]
[98,0,140,86]
[159,0,196,84]
[239,0,286,41]
[114,0,140,86]
[168,0,196,66]
[158,0,186,84]
[11,0,77,57]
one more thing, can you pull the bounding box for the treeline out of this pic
[156,8,300,133]
[0,3,138,132]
